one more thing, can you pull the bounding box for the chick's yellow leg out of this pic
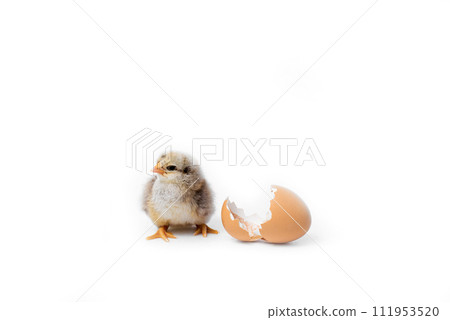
[193,224,219,237]
[146,226,176,242]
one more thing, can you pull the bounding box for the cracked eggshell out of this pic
[221,185,311,244]
[260,186,311,243]
[221,200,259,242]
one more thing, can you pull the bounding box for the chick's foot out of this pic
[146,226,176,242]
[193,224,218,237]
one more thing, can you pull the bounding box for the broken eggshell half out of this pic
[221,185,311,244]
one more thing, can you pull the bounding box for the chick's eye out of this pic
[166,165,177,171]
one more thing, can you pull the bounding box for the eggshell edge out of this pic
[221,200,260,242]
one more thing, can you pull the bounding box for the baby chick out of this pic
[143,151,218,241]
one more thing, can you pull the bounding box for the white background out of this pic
[1,0,449,319]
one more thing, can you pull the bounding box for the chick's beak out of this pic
[152,163,165,175]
